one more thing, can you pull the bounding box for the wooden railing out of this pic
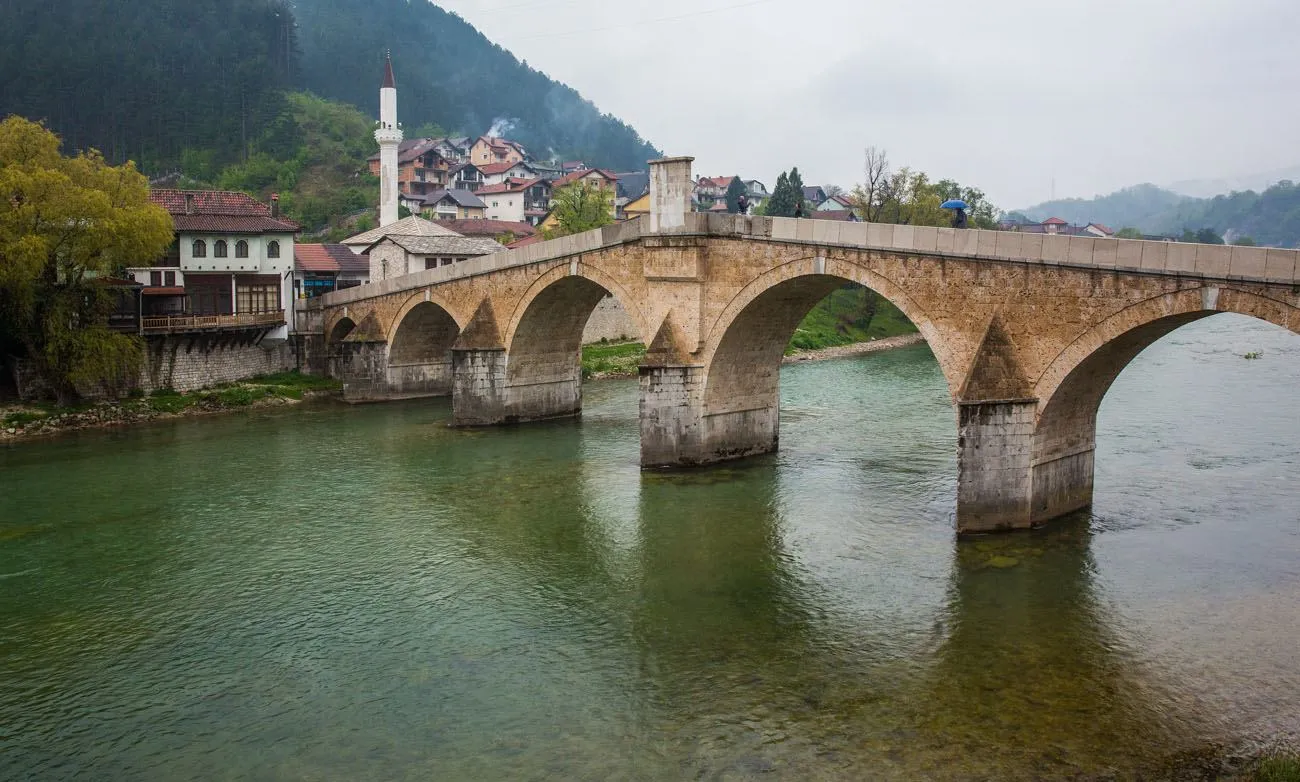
[140,311,284,333]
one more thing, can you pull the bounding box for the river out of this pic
[1,314,1297,780]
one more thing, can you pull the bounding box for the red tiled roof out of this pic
[1089,223,1115,234]
[142,286,186,296]
[151,189,299,233]
[697,176,737,189]
[477,177,541,195]
[550,168,618,189]
[507,234,544,249]
[437,219,537,238]
[478,161,530,176]
[295,243,368,273]
[1043,217,1068,225]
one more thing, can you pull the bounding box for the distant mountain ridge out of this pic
[1167,164,1300,199]
[1018,180,1300,248]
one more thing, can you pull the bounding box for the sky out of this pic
[434,0,1299,209]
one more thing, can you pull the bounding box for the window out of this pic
[164,271,176,286]
[192,240,207,258]
[235,240,248,258]
[214,240,228,258]
[150,271,162,286]
[492,201,499,208]
[440,257,453,267]
[267,240,280,259]
[425,258,438,270]
[236,281,279,314]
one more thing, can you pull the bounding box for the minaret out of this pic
[375,52,403,227]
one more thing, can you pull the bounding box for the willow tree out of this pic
[0,116,173,403]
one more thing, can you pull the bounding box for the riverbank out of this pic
[0,372,341,443]
[581,332,927,380]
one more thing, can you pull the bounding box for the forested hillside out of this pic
[0,0,297,169]
[292,0,660,170]
[1021,181,1300,247]
[0,0,659,173]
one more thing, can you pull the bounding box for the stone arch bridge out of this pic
[299,158,1300,534]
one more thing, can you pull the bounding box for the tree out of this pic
[0,117,174,403]
[788,167,807,215]
[1115,227,1144,239]
[849,147,891,222]
[766,172,794,217]
[1182,227,1224,244]
[724,176,748,214]
[1232,235,1257,246]
[542,180,614,239]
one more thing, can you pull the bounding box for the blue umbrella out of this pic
[940,199,968,210]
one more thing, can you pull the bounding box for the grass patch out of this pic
[788,283,918,353]
[144,391,195,414]
[582,341,645,378]
[3,410,50,428]
[1254,756,1300,782]
[246,371,341,391]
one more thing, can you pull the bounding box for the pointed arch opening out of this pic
[1030,287,1300,524]
[388,301,461,397]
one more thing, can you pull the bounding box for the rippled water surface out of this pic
[2,314,1298,780]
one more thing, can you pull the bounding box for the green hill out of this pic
[0,0,659,175]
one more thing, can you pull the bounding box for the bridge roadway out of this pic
[299,157,1300,534]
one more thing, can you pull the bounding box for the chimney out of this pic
[184,193,195,215]
[270,193,280,218]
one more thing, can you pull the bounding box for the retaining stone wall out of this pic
[582,295,639,344]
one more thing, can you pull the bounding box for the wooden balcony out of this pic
[140,311,284,334]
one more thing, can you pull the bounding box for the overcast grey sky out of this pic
[435,0,1297,208]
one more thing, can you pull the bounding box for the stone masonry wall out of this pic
[581,295,640,344]
[139,336,293,393]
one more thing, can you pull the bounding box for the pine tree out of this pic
[788,167,807,216]
[724,176,747,214]
[767,172,793,217]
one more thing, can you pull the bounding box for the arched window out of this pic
[192,240,207,258]
[267,240,280,259]
[214,240,228,258]
[235,240,248,258]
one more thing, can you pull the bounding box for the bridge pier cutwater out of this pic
[305,157,1300,534]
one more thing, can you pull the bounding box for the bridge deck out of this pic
[309,214,1300,310]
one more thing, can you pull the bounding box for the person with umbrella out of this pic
[942,199,969,229]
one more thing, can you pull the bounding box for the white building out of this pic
[126,190,299,339]
[374,53,403,227]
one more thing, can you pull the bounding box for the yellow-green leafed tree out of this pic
[0,116,174,403]
[543,180,614,240]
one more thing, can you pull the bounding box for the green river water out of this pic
[1,314,1298,780]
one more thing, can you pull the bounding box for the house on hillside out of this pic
[802,185,829,206]
[744,180,770,206]
[479,161,538,186]
[817,194,854,212]
[540,169,620,231]
[448,163,484,192]
[294,244,369,299]
[562,161,588,173]
[622,190,650,222]
[471,136,528,167]
[694,176,737,209]
[413,189,488,221]
[1005,217,1116,237]
[810,209,861,223]
[126,190,298,338]
[477,178,553,224]
[368,138,457,197]
[365,234,503,281]
[615,171,650,220]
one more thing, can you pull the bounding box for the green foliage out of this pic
[208,92,379,233]
[766,172,796,217]
[1020,184,1195,231]
[1181,227,1224,244]
[788,168,807,215]
[0,117,174,404]
[0,0,299,170]
[542,181,614,239]
[725,176,748,214]
[1254,755,1300,782]
[1114,227,1145,239]
[1233,235,1258,246]
[848,150,999,229]
[581,341,645,378]
[788,284,918,352]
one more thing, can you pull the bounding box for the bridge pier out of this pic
[639,364,780,467]
[956,400,1038,534]
[451,347,584,426]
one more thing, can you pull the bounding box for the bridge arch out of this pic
[1030,285,1300,522]
[327,316,356,345]
[385,293,465,398]
[700,253,949,416]
[503,259,650,353]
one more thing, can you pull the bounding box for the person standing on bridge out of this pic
[737,193,749,215]
[941,198,969,229]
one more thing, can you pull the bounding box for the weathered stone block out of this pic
[1228,246,1267,279]
[975,230,997,257]
[839,222,868,247]
[993,231,1024,260]
[1194,243,1230,277]
[1040,234,1069,265]
[1166,242,1197,274]
[1067,236,1095,266]
[936,227,956,254]
[893,225,915,251]
[866,223,894,248]
[1140,241,1168,272]
[1091,238,1118,268]
[913,226,939,253]
[1265,249,1298,282]
[1115,239,1143,271]
[771,217,798,241]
